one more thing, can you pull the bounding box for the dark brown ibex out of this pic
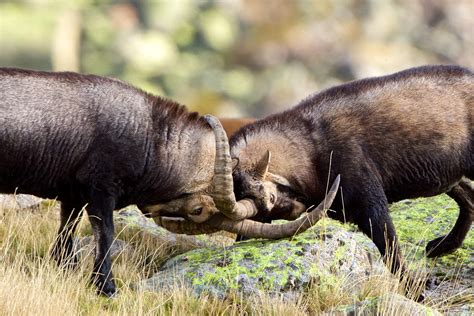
[227,65,473,297]
[153,65,472,300]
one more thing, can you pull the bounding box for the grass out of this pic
[0,203,309,315]
[0,198,471,315]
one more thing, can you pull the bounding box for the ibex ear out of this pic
[231,157,239,172]
[254,150,271,180]
[266,172,291,187]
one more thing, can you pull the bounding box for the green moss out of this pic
[158,224,374,299]
[309,195,472,279]
[332,239,349,262]
[166,231,322,295]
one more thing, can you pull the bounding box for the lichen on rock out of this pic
[138,221,385,299]
[390,194,473,313]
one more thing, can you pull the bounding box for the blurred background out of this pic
[0,0,472,117]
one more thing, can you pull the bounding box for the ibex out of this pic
[152,65,473,300]
[228,65,473,296]
[0,69,333,296]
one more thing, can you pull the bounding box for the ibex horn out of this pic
[156,175,340,239]
[208,175,340,239]
[204,115,259,220]
[254,150,270,180]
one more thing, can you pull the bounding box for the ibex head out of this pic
[143,115,339,238]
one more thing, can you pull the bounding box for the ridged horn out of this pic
[208,175,340,239]
[204,115,259,220]
[153,175,339,237]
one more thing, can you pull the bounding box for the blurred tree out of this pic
[52,7,81,71]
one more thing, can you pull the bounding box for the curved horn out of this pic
[154,216,220,235]
[204,115,255,220]
[254,150,271,180]
[152,175,339,237]
[208,175,340,239]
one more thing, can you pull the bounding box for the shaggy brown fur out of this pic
[230,65,473,297]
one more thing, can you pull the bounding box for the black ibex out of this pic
[0,68,325,296]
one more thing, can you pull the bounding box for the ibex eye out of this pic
[270,194,276,204]
[190,207,203,216]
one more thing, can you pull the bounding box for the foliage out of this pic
[0,1,472,116]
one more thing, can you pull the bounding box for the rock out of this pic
[326,293,442,315]
[73,236,130,260]
[137,194,472,312]
[114,206,235,249]
[390,194,473,312]
[137,222,386,299]
[0,194,44,210]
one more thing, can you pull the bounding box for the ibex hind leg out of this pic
[426,178,474,257]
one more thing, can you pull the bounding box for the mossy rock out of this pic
[390,195,473,313]
[390,195,473,283]
[138,223,385,299]
[139,194,472,311]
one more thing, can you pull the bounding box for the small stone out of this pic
[0,194,44,210]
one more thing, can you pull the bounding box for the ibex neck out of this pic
[231,127,315,195]
[149,100,215,200]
